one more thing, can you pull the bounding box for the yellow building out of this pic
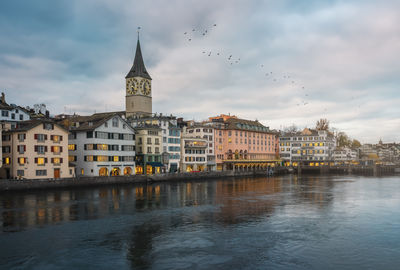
[1,119,73,179]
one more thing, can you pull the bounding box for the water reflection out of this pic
[0,176,339,232]
[3,175,399,269]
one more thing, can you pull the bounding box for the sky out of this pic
[0,0,399,143]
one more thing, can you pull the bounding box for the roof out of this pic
[224,117,273,133]
[125,39,152,80]
[5,119,68,133]
[68,112,130,132]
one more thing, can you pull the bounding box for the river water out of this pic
[1,175,400,270]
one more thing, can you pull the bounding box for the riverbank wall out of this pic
[0,169,277,192]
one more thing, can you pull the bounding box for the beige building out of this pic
[134,125,163,174]
[180,136,208,172]
[1,120,73,179]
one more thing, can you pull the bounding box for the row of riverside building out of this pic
[3,38,390,180]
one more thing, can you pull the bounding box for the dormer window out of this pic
[88,122,93,126]
[112,117,119,127]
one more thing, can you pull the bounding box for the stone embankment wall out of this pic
[0,169,277,192]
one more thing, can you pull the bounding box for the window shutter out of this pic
[84,156,87,161]
[45,146,48,152]
[45,158,48,163]
[60,146,63,152]
[34,134,38,139]
[35,158,38,163]
[51,158,54,163]
[60,136,63,141]
[34,145,38,152]
[51,146,54,152]
[60,158,63,163]
[84,144,87,150]
[24,145,26,151]
[51,135,54,140]
[45,135,48,140]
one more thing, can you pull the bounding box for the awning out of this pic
[146,162,164,167]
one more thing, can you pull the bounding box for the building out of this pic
[180,134,207,172]
[128,113,181,173]
[333,147,358,163]
[279,128,336,165]
[67,113,136,177]
[0,119,73,179]
[0,93,30,127]
[134,124,163,174]
[184,123,216,171]
[206,114,279,171]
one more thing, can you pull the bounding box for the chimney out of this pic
[1,92,5,104]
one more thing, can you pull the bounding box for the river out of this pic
[1,175,400,270]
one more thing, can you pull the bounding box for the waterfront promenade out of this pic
[0,165,398,192]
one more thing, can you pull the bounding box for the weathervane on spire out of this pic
[137,26,141,40]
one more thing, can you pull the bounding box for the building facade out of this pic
[206,114,279,171]
[184,123,216,171]
[279,128,336,165]
[180,136,207,172]
[134,125,163,174]
[68,113,136,177]
[0,93,30,127]
[1,120,72,179]
[333,147,358,163]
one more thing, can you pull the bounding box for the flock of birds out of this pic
[182,23,314,108]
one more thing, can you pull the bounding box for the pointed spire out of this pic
[126,38,152,80]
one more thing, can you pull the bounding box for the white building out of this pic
[280,128,336,165]
[68,113,136,176]
[180,135,207,172]
[0,93,30,126]
[333,147,358,163]
[184,123,216,171]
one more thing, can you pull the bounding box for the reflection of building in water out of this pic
[215,178,282,224]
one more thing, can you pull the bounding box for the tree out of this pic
[284,124,298,133]
[351,139,361,148]
[337,132,351,147]
[316,118,329,131]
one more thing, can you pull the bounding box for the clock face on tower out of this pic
[126,78,139,95]
[143,80,151,95]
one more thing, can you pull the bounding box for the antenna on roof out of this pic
[137,26,141,40]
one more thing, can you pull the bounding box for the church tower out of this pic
[125,38,152,118]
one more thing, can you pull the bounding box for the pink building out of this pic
[206,114,279,171]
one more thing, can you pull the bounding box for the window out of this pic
[36,170,47,176]
[69,155,77,162]
[51,146,62,153]
[112,117,119,127]
[1,110,9,117]
[86,131,93,138]
[51,135,62,142]
[52,158,63,165]
[35,134,47,141]
[3,157,10,165]
[104,121,108,128]
[68,144,77,151]
[18,145,26,154]
[11,113,15,119]
[2,146,11,153]
[36,157,46,165]
[18,134,26,142]
[155,138,159,145]
[147,138,152,144]
[113,156,119,162]
[17,170,24,176]
[147,147,152,153]
[35,145,47,154]
[155,147,159,153]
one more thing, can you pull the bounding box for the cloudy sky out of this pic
[1,0,399,143]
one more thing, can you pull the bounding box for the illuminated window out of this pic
[81,169,84,175]
[69,155,76,162]
[98,156,108,162]
[113,156,119,162]
[4,157,10,165]
[52,135,61,142]
[37,158,45,165]
[228,138,232,143]
[18,157,26,165]
[53,158,61,164]
[68,144,76,151]
[98,144,108,150]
